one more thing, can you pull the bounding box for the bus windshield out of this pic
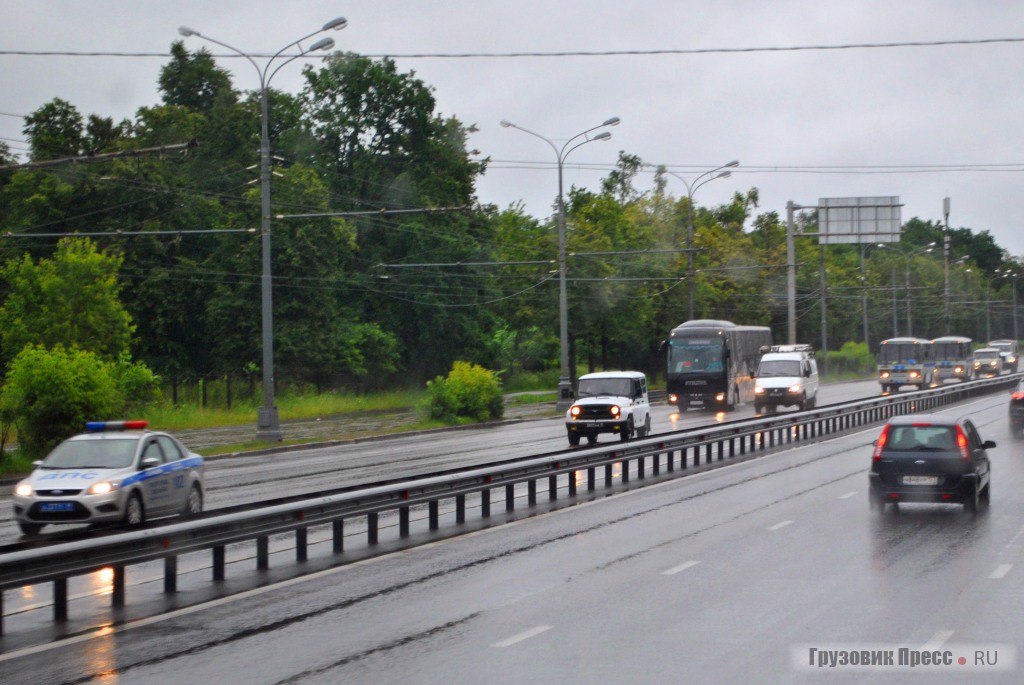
[668,338,725,373]
[932,342,966,359]
[878,344,926,364]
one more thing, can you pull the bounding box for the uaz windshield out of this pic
[577,378,634,398]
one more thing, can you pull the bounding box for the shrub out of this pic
[824,341,875,377]
[423,361,504,422]
[0,345,123,458]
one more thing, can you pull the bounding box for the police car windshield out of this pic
[577,378,633,398]
[757,360,801,377]
[42,438,137,469]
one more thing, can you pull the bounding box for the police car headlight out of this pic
[88,481,120,495]
[15,483,32,497]
[754,385,765,395]
[788,384,802,393]
[569,405,582,418]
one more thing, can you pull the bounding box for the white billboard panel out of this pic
[817,196,902,244]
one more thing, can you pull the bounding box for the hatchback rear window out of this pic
[885,425,957,451]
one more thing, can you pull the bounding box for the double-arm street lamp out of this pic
[179,18,347,441]
[500,117,620,407]
[875,241,935,335]
[664,162,739,320]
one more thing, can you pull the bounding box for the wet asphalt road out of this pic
[6,380,1022,683]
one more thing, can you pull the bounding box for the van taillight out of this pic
[955,425,970,460]
[873,425,889,460]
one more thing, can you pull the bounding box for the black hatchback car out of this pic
[869,414,993,513]
[1010,380,1024,439]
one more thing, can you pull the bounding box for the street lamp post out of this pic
[500,117,620,407]
[180,18,346,441]
[998,268,1020,341]
[665,162,739,320]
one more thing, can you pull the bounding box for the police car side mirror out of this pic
[141,457,160,470]
[32,460,42,468]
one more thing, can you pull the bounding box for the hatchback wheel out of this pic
[964,484,980,514]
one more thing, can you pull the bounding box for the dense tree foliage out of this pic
[0,41,1020,415]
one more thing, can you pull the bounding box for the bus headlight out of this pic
[715,393,725,402]
[880,371,891,379]
[909,371,920,379]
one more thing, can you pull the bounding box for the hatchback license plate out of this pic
[39,502,75,512]
[903,475,939,486]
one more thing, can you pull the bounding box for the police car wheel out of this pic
[124,494,145,526]
[18,522,42,536]
[184,485,203,516]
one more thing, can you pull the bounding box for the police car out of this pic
[12,420,205,536]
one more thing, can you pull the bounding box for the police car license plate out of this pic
[902,476,939,486]
[40,502,75,512]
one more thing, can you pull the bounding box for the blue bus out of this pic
[665,319,772,410]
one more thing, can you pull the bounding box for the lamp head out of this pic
[178,26,199,37]
[716,171,731,179]
[309,37,335,52]
[500,120,513,128]
[725,160,740,167]
[603,116,621,127]
[323,17,348,31]
[593,132,612,141]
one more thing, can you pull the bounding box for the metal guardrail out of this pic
[0,373,1017,635]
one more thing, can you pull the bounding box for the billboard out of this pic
[817,196,902,244]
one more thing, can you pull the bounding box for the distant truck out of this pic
[753,344,819,413]
[988,339,1019,373]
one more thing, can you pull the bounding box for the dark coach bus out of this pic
[664,319,772,410]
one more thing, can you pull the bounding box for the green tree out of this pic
[0,345,123,458]
[23,98,85,161]
[0,237,134,366]
[158,42,236,113]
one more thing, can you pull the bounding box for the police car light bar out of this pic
[85,420,149,432]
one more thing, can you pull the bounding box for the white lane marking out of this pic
[491,625,553,648]
[921,630,955,650]
[990,564,1013,579]
[661,560,701,576]
[839,491,858,499]
[767,520,793,531]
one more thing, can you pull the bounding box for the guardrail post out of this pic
[588,466,596,491]
[605,463,614,486]
[567,469,577,495]
[622,458,630,482]
[0,592,4,636]
[368,513,379,544]
[112,566,126,607]
[213,545,225,581]
[257,536,269,570]
[164,556,177,593]
[667,449,675,472]
[549,475,558,500]
[506,484,515,511]
[297,527,308,560]
[429,501,439,529]
[705,443,713,464]
[456,495,466,523]
[528,480,537,505]
[399,507,410,537]
[718,440,725,461]
[482,488,491,517]
[637,456,645,479]
[54,578,67,622]
[653,452,661,476]
[333,520,345,552]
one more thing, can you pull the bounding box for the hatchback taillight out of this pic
[1012,392,1024,400]
[873,425,889,460]
[955,425,970,460]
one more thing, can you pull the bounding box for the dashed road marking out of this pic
[990,564,1012,579]
[768,520,794,531]
[661,560,701,576]
[492,625,553,648]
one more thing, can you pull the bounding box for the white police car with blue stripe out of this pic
[12,420,205,536]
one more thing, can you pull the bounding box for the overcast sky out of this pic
[2,0,1023,259]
